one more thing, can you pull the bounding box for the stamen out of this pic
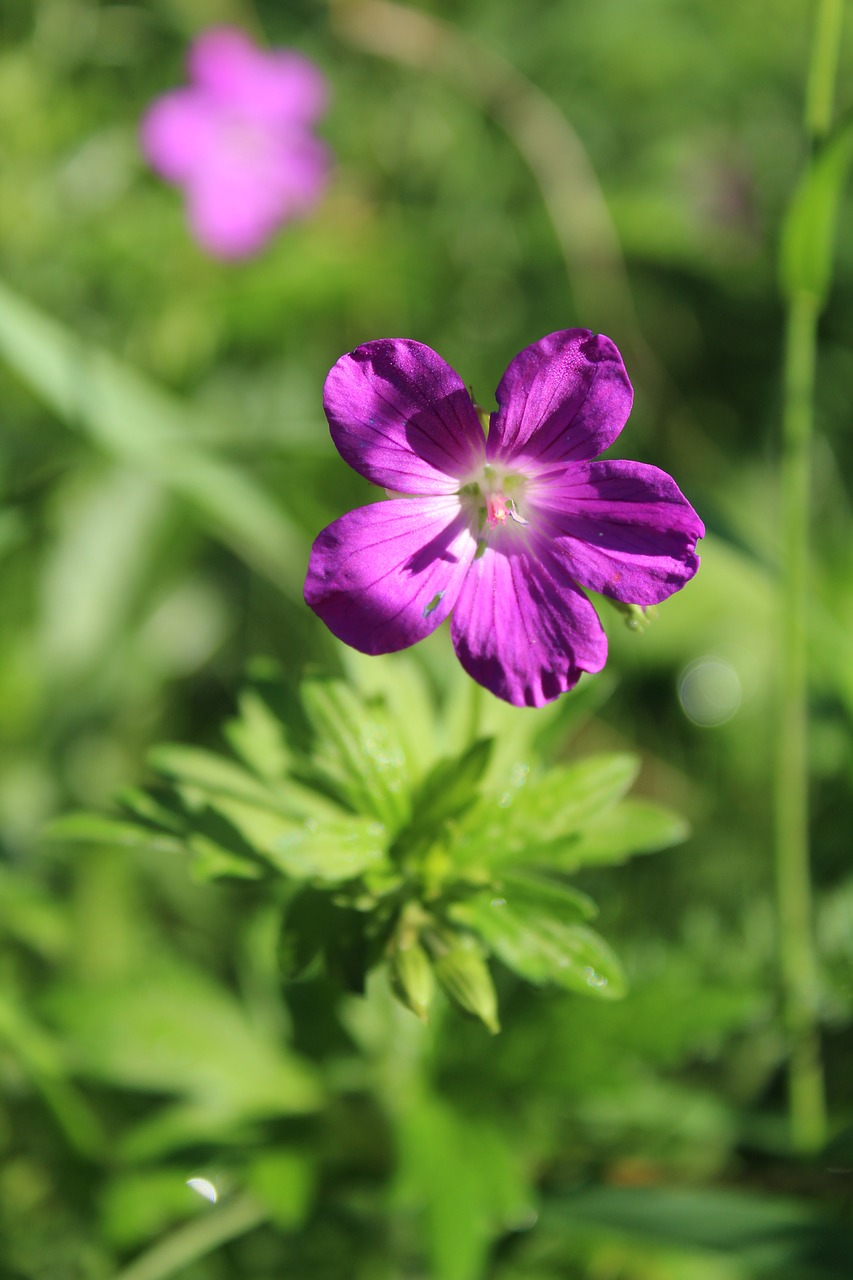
[506,498,528,526]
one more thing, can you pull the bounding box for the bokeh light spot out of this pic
[678,657,742,727]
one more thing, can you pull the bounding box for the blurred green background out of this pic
[1,0,852,1276]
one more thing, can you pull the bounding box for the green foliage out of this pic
[780,114,853,303]
[1,1,852,1277]
[52,670,688,1032]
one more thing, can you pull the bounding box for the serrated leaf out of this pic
[456,894,626,1000]
[150,742,343,824]
[208,795,387,882]
[343,648,441,781]
[148,745,283,810]
[409,737,493,833]
[544,799,690,871]
[300,678,412,830]
[225,688,291,782]
[449,754,640,867]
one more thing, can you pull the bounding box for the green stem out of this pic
[776,292,825,1153]
[805,0,844,139]
[112,1195,266,1280]
[773,0,844,1155]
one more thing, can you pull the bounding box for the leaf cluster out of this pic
[50,661,689,1033]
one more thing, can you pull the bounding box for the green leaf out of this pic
[37,467,171,683]
[409,737,493,834]
[0,866,68,959]
[546,1184,853,1271]
[100,1169,211,1249]
[116,786,187,833]
[148,745,284,810]
[396,1093,533,1280]
[225,688,291,782]
[493,871,598,921]
[0,277,304,592]
[454,894,626,1000]
[343,648,441,781]
[300,678,412,830]
[150,742,343,823]
[247,1150,315,1231]
[118,1103,262,1162]
[45,961,321,1120]
[187,834,265,882]
[449,753,639,867]
[540,799,690,871]
[0,989,105,1157]
[780,115,853,304]
[44,812,184,854]
[207,794,388,882]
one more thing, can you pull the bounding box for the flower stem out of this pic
[774,0,843,1154]
[805,0,844,139]
[776,290,825,1153]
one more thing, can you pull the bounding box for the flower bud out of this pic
[430,932,500,1034]
[391,940,435,1023]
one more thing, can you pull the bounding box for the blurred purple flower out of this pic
[305,331,704,707]
[141,27,330,259]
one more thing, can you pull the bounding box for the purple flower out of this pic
[140,27,330,259]
[305,331,704,707]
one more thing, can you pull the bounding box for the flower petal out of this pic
[183,134,328,258]
[186,163,285,258]
[140,90,218,182]
[324,340,486,495]
[304,496,477,654]
[487,330,633,469]
[531,461,704,605]
[450,537,608,707]
[189,27,328,126]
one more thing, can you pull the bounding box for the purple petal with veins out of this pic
[304,497,477,655]
[305,331,703,706]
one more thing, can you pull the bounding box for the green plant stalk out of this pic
[806,0,844,139]
[776,290,825,1152]
[774,0,843,1153]
[112,1194,266,1280]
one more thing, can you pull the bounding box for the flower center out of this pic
[220,115,274,168]
[486,492,510,527]
[458,463,529,539]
